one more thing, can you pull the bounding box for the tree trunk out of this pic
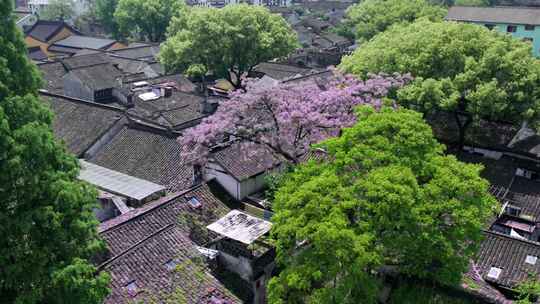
[453,111,472,151]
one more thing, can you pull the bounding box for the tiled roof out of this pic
[101,225,240,304]
[476,231,540,288]
[28,46,47,61]
[456,153,517,188]
[99,184,230,254]
[25,20,79,42]
[447,6,540,25]
[211,143,282,181]
[426,111,518,148]
[110,45,160,60]
[38,61,67,93]
[53,35,116,50]
[61,53,111,70]
[128,91,206,129]
[88,125,194,192]
[42,93,124,156]
[282,69,334,85]
[67,64,122,90]
[253,62,313,81]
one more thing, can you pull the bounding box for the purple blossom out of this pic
[180,70,411,164]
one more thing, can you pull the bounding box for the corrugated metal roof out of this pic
[207,210,272,244]
[54,35,116,50]
[446,6,540,25]
[79,160,165,201]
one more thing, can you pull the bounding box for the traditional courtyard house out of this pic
[205,143,283,201]
[446,6,540,56]
[475,230,540,293]
[24,20,80,58]
[97,183,246,303]
[63,63,123,102]
[206,210,275,304]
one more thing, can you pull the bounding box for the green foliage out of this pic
[340,19,540,148]
[160,4,298,89]
[516,275,540,304]
[454,0,490,5]
[40,0,74,21]
[114,0,185,42]
[268,107,497,303]
[343,0,446,42]
[389,280,480,304]
[0,1,110,302]
[95,0,121,38]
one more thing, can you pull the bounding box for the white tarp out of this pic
[207,210,272,244]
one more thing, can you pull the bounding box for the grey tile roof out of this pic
[88,125,194,192]
[253,62,313,81]
[43,94,124,156]
[53,35,116,50]
[504,190,540,222]
[38,61,67,93]
[110,45,160,60]
[476,231,540,288]
[67,64,122,90]
[447,6,540,25]
[61,53,111,70]
[99,184,230,253]
[25,20,79,42]
[211,143,282,181]
[128,91,206,129]
[101,224,241,304]
[28,46,48,61]
[456,153,517,188]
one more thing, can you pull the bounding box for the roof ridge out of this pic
[98,184,204,233]
[483,229,540,247]
[282,69,332,83]
[97,223,176,270]
[38,90,125,112]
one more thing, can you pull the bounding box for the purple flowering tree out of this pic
[180,71,411,164]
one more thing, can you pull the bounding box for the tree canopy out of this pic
[0,0,110,302]
[268,107,497,304]
[40,0,75,21]
[340,19,540,148]
[343,0,446,42]
[95,0,120,38]
[114,0,185,42]
[159,4,298,89]
[179,72,409,165]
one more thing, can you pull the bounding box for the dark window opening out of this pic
[485,24,495,30]
[525,24,535,31]
[507,25,517,33]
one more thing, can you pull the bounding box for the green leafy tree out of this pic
[516,275,540,304]
[343,0,446,42]
[0,0,110,302]
[114,0,185,42]
[268,107,496,304]
[160,4,298,89]
[40,0,74,21]
[340,19,540,148]
[95,0,121,38]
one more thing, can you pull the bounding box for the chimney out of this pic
[200,95,217,115]
[193,164,203,185]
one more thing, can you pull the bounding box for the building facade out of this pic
[446,6,540,57]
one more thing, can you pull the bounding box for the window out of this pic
[526,255,538,265]
[164,259,178,270]
[125,281,138,296]
[485,24,495,30]
[507,25,517,33]
[505,205,522,217]
[525,24,535,31]
[487,267,502,279]
[523,37,534,43]
[187,197,202,209]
